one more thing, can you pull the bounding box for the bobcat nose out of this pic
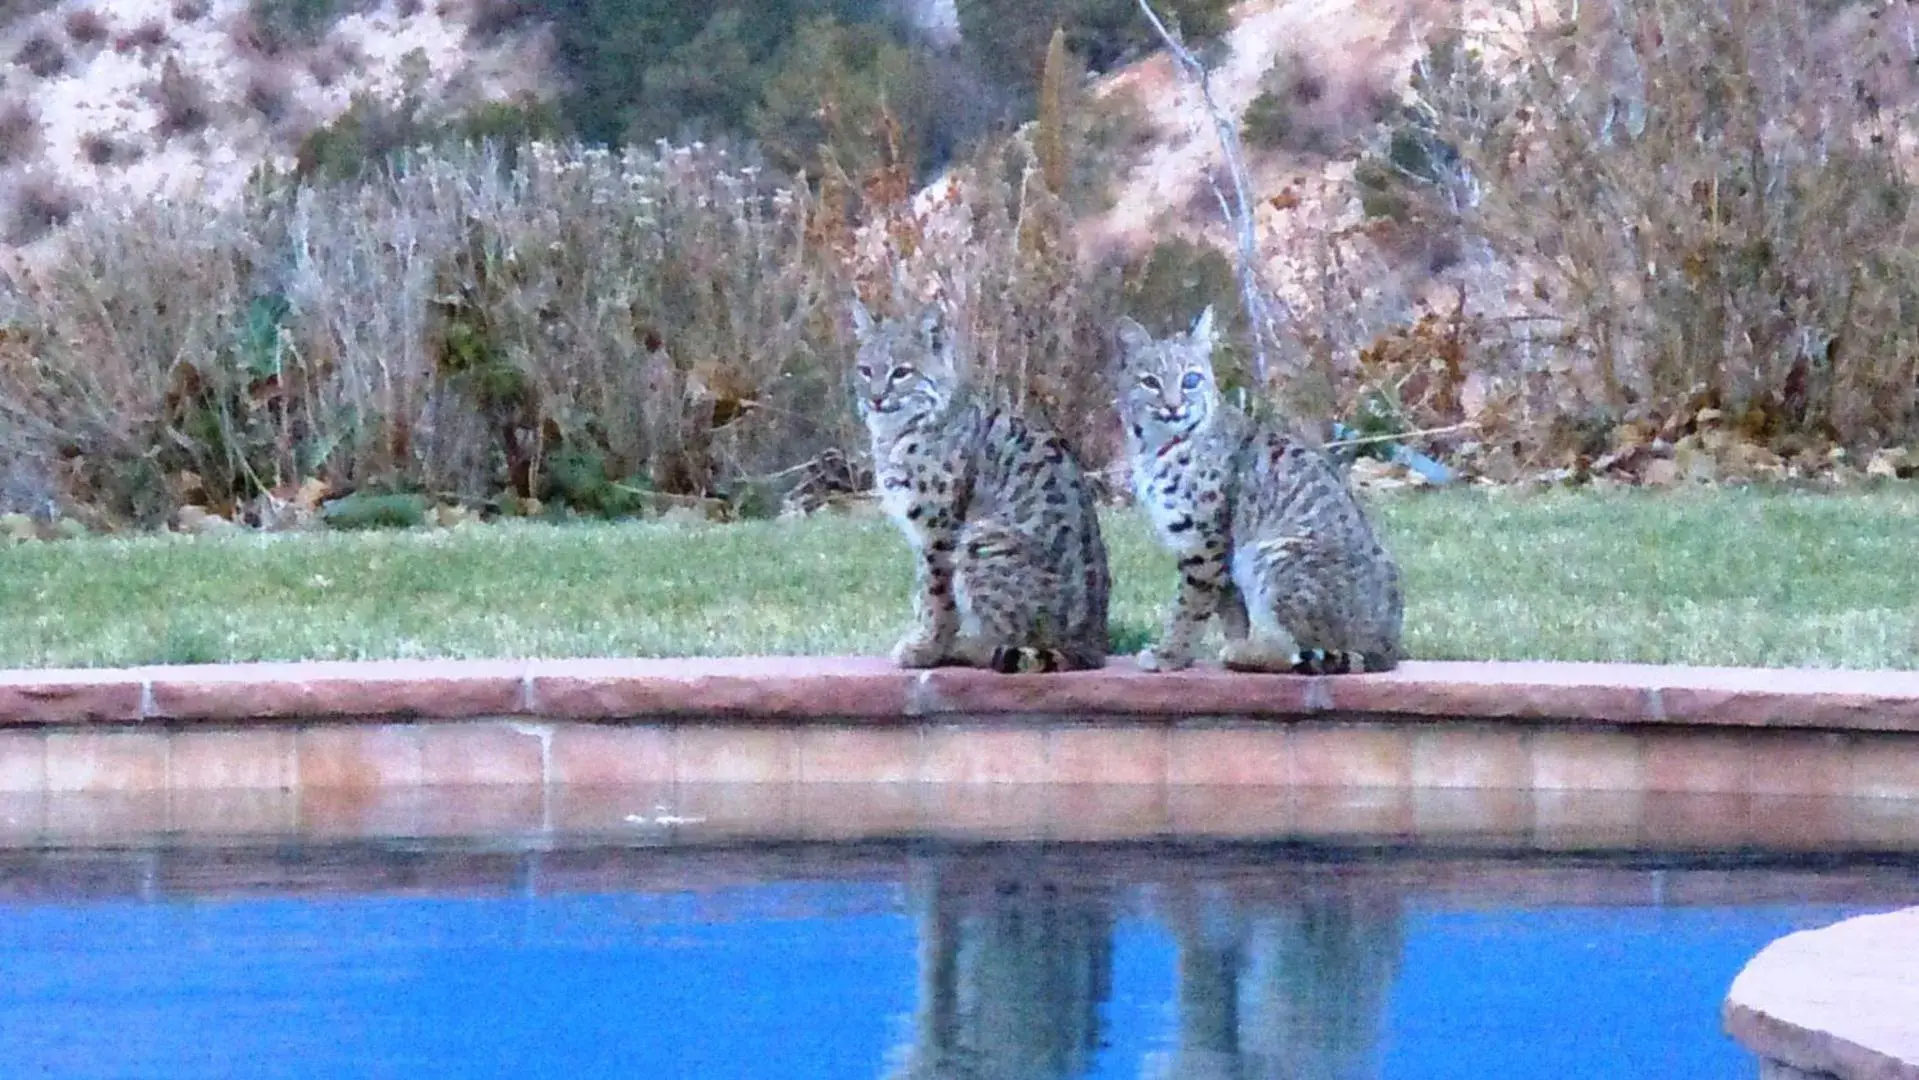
[868,395,886,410]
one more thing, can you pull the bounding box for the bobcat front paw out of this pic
[1135,645,1193,672]
[891,632,947,669]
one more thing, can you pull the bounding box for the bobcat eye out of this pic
[856,365,872,379]
[889,365,916,382]
[1137,374,1161,391]
[1181,371,1204,390]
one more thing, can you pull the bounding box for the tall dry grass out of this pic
[0,142,855,524]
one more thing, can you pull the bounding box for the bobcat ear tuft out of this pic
[849,299,876,341]
[1115,317,1154,357]
[1187,306,1218,366]
[1190,306,1216,346]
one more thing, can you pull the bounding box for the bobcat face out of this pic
[1116,306,1219,447]
[850,300,955,439]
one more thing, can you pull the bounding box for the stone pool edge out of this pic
[1,656,1918,804]
[3,656,1918,729]
[1724,906,1919,1080]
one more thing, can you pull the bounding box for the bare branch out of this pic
[1135,0,1290,393]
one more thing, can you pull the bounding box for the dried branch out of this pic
[1135,0,1291,393]
[1322,420,1480,450]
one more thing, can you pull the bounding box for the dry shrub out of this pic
[827,40,1130,467]
[836,128,1126,467]
[171,0,209,22]
[0,195,297,522]
[3,169,78,243]
[112,15,169,53]
[242,61,296,121]
[1415,0,1919,453]
[0,99,41,166]
[150,56,212,135]
[77,130,130,165]
[14,29,67,77]
[63,7,110,45]
[305,38,361,86]
[0,142,852,524]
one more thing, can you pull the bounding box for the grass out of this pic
[0,487,1915,670]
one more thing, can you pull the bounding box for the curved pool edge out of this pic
[1725,906,1919,1080]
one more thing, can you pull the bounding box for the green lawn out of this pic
[1,486,1914,669]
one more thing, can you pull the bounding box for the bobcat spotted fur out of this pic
[853,300,1110,673]
[1117,308,1403,674]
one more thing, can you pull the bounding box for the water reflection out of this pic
[888,858,1405,1080]
[1146,885,1405,1080]
[889,858,1116,1080]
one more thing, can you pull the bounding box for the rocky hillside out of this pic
[0,0,550,246]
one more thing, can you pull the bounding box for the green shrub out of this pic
[1117,236,1248,388]
[749,16,932,180]
[955,0,1232,99]
[245,0,345,51]
[294,91,568,182]
[321,491,429,529]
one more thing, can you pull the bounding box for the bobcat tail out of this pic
[988,644,1107,674]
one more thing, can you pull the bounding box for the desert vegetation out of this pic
[0,0,1915,533]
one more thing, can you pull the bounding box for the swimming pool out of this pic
[0,824,1912,1079]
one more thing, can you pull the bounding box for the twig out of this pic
[1135,0,1287,389]
[1323,420,1480,449]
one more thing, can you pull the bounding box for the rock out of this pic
[434,503,474,528]
[1866,447,1912,481]
[1643,458,1682,487]
[177,506,237,534]
[0,512,37,543]
[1724,440,1787,483]
[1593,443,1649,479]
[1478,445,1521,484]
[1723,907,1919,1080]
[1347,457,1409,491]
[1675,435,1719,483]
[659,505,717,526]
[294,476,331,510]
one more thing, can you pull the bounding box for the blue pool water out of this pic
[0,849,1902,1079]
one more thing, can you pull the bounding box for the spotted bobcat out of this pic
[1117,308,1403,674]
[852,300,1110,673]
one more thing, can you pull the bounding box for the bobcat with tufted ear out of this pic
[1116,307,1403,674]
[851,298,1110,673]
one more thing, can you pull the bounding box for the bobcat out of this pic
[1116,308,1403,674]
[852,300,1110,673]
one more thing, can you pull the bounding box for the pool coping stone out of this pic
[1,657,1916,730]
[1725,905,1919,1080]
